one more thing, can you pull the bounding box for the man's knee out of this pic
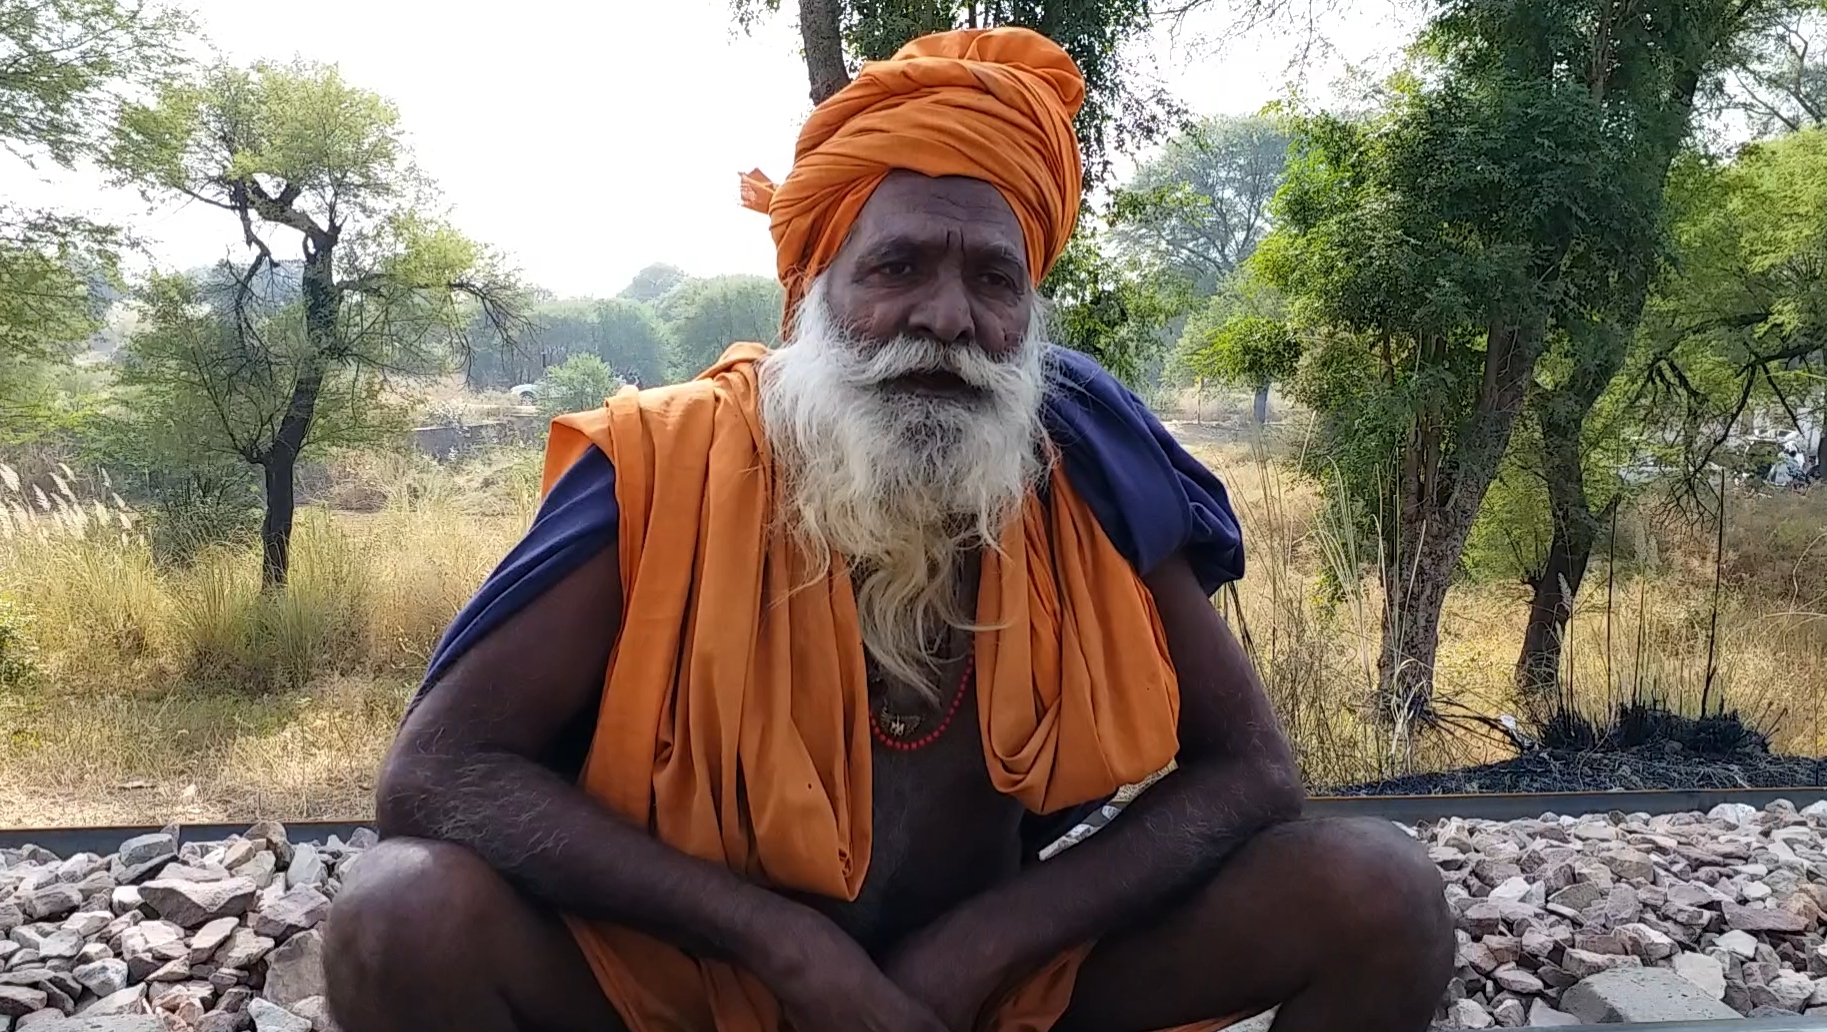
[326,838,506,994]
[1278,817,1453,959]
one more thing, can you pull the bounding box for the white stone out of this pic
[289,995,340,1032]
[249,998,313,1032]
[1489,877,1533,905]
[262,930,325,1008]
[138,877,256,929]
[1770,969,1817,1011]
[215,928,274,970]
[1614,923,1676,961]
[56,912,108,939]
[1672,951,1726,1000]
[1807,977,1827,1008]
[0,987,46,1019]
[286,846,326,891]
[1560,948,1641,979]
[70,957,128,997]
[1562,967,1740,1023]
[116,834,175,870]
[1711,803,1759,825]
[1447,998,1493,1029]
[250,886,330,940]
[1491,963,1544,994]
[1716,929,1760,958]
[76,984,145,1016]
[1526,999,1580,1026]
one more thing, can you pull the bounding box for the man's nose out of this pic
[903,275,974,347]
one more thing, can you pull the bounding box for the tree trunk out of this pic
[1513,333,1628,701]
[260,451,297,589]
[1514,502,1605,703]
[798,0,850,105]
[1378,504,1458,720]
[1379,319,1546,717]
[259,239,336,589]
[1252,381,1270,426]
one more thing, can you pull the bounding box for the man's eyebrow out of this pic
[974,242,1026,268]
[852,237,923,266]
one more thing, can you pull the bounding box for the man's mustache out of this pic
[843,336,1018,391]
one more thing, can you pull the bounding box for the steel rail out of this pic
[7,786,1827,853]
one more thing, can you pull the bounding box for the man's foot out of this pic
[1056,817,1455,1032]
[324,838,627,1032]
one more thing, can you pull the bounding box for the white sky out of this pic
[0,0,1419,299]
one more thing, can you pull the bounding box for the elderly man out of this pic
[324,26,1451,1032]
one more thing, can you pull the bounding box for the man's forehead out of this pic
[846,172,1027,257]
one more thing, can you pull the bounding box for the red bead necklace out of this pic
[869,654,974,752]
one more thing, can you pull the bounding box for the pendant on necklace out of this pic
[875,703,923,739]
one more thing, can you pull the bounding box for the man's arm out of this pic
[884,550,1304,1022]
[378,546,905,1013]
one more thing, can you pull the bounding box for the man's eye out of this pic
[877,261,914,278]
[980,271,1017,290]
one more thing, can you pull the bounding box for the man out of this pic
[325,26,1451,1032]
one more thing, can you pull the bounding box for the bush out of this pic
[0,600,39,690]
[537,354,623,419]
[145,473,263,568]
[1533,697,1770,757]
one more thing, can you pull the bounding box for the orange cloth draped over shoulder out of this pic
[739,26,1084,335]
[542,344,1186,1031]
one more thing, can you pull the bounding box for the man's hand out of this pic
[880,921,1011,1032]
[755,910,952,1032]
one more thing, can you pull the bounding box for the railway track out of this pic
[10,786,1827,1031]
[11,785,1827,852]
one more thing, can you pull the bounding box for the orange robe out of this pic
[541,346,1243,1031]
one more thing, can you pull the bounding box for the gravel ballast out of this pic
[14,802,1827,1029]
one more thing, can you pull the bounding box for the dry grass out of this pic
[0,449,539,826]
[1,396,1824,826]
[1173,416,1827,787]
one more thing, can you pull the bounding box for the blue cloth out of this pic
[409,447,619,716]
[413,347,1247,728]
[1041,347,1244,596]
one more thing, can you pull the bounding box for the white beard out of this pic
[757,277,1051,700]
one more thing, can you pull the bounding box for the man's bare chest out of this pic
[789,686,1027,956]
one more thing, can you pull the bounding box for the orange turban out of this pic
[740,26,1085,334]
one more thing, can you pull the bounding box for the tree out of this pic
[1174,272,1297,424]
[594,298,671,386]
[730,0,1175,190]
[537,353,624,419]
[1629,129,1827,492]
[0,213,107,424]
[618,262,689,303]
[1255,0,1773,717]
[0,0,190,418]
[105,61,524,588]
[1113,115,1292,297]
[659,274,785,379]
[1,0,188,166]
[1502,0,1822,701]
[112,269,410,507]
[1730,7,1826,136]
[524,300,600,371]
[1040,228,1192,388]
